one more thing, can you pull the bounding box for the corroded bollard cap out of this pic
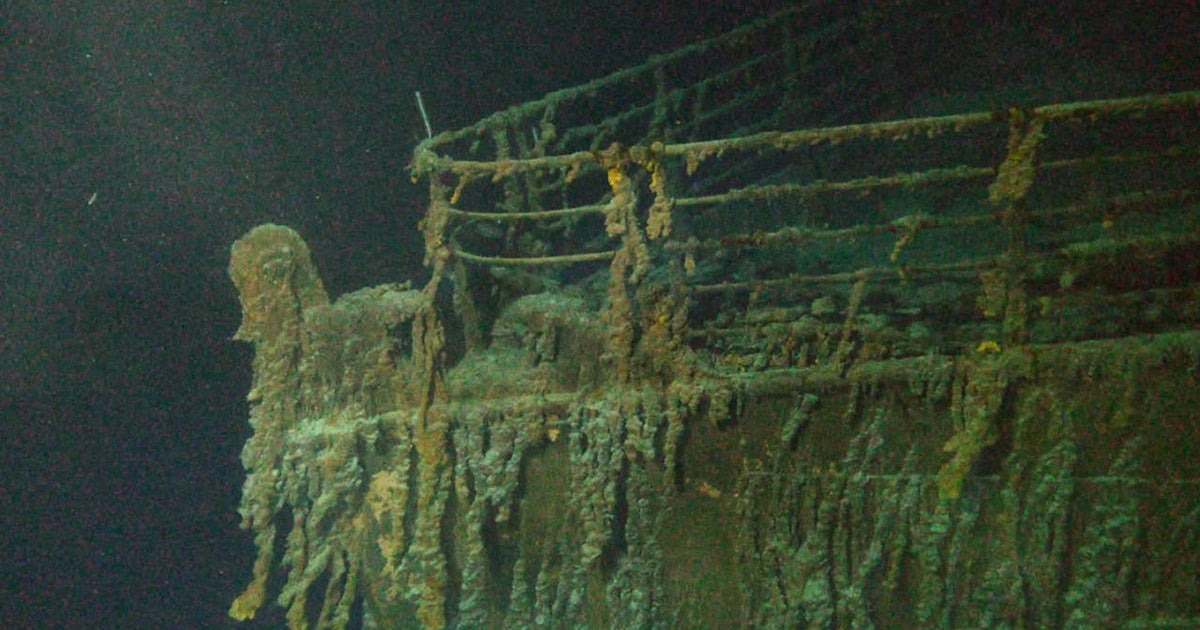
[228,224,330,343]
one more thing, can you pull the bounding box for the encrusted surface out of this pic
[227,223,1200,629]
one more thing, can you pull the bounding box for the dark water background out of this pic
[0,1,1193,627]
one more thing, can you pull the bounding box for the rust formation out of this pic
[228,5,1200,629]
